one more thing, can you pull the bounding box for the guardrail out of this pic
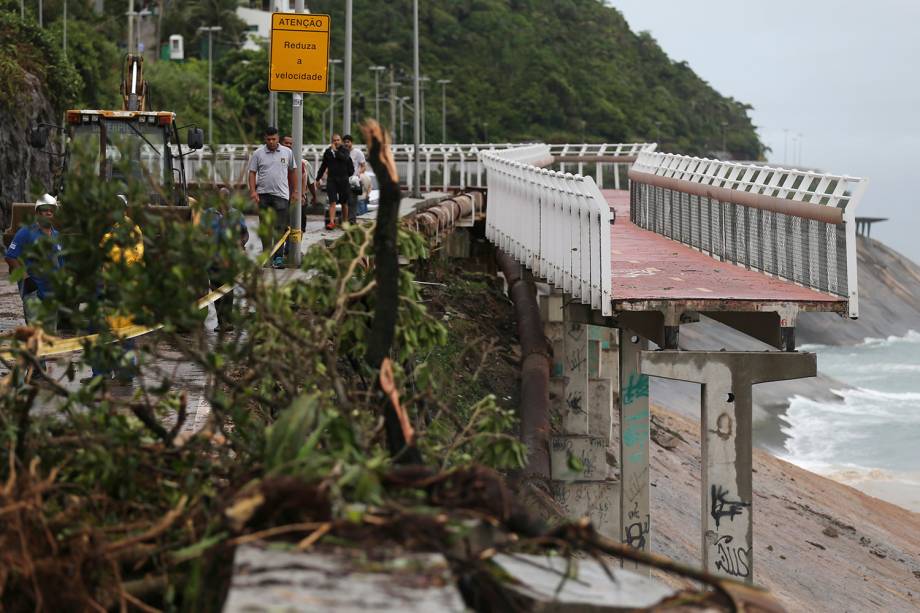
[177,143,530,193]
[628,152,867,317]
[483,144,613,315]
[549,143,657,191]
[176,143,659,193]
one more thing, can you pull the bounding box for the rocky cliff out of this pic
[798,235,920,345]
[0,12,76,229]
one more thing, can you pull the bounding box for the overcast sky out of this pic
[610,0,920,261]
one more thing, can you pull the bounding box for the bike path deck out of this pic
[603,190,846,314]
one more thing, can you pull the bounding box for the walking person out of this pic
[5,194,63,333]
[281,135,317,231]
[342,134,366,224]
[314,133,354,231]
[247,126,297,267]
[202,187,249,333]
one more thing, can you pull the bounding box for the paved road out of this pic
[1,195,447,435]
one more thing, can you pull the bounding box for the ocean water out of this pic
[781,331,920,512]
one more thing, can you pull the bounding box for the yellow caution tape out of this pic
[1,228,294,360]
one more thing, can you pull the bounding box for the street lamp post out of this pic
[197,26,222,145]
[419,76,430,144]
[412,0,421,197]
[328,58,342,141]
[436,79,450,144]
[370,65,386,121]
[343,0,352,136]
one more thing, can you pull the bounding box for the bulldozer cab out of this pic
[7,54,203,245]
[66,109,185,207]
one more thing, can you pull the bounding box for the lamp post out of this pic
[343,0,352,136]
[412,0,421,197]
[197,26,222,144]
[370,65,386,121]
[419,75,430,144]
[62,0,67,57]
[436,79,450,144]
[328,58,342,140]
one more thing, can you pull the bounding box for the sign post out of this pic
[270,12,330,268]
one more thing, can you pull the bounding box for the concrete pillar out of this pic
[561,310,590,435]
[618,329,651,572]
[540,294,619,538]
[640,350,816,583]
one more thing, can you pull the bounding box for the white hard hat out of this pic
[116,194,128,206]
[35,193,58,209]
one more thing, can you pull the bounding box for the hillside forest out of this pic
[1,0,765,156]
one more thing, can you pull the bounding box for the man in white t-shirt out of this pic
[342,134,366,224]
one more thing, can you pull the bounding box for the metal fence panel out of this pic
[629,152,867,317]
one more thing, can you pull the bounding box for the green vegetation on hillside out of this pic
[2,0,764,156]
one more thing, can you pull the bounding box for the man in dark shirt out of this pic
[314,133,354,230]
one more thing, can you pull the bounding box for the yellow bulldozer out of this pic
[6,54,203,243]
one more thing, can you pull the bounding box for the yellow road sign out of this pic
[269,13,331,93]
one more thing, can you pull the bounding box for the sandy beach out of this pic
[648,403,920,612]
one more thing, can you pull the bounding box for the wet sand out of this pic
[648,403,920,612]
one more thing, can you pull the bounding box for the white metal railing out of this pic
[179,143,530,191]
[483,144,613,315]
[548,143,657,158]
[629,151,868,317]
[549,143,657,190]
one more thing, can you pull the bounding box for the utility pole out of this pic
[197,26,222,144]
[343,0,353,136]
[412,0,421,197]
[38,0,42,26]
[437,79,450,144]
[288,0,305,268]
[62,0,67,57]
[370,65,385,121]
[389,67,398,142]
[329,58,342,140]
[399,96,407,143]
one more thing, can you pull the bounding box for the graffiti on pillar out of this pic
[566,324,587,371]
[622,373,649,405]
[624,511,650,550]
[623,408,649,464]
[566,391,586,415]
[713,535,751,578]
[710,485,750,529]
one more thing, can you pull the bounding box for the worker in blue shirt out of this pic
[5,194,63,332]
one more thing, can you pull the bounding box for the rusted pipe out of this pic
[628,168,844,225]
[411,193,476,238]
[496,249,551,479]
